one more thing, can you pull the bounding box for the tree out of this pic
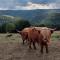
[2,23,16,33]
[15,20,31,30]
[6,23,16,32]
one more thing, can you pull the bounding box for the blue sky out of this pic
[0,0,60,10]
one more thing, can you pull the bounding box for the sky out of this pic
[0,0,60,10]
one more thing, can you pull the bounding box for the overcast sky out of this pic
[0,0,60,10]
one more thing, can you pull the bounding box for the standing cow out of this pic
[27,28,43,49]
[17,27,34,44]
[17,27,55,53]
[40,28,55,53]
[17,27,42,50]
[33,27,55,53]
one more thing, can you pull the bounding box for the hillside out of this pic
[0,9,60,26]
[41,13,60,25]
[0,9,60,20]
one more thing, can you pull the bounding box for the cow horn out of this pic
[50,28,56,31]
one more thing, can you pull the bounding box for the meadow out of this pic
[0,31,60,60]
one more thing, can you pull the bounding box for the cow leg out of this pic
[29,41,32,49]
[40,44,44,54]
[45,43,48,53]
[23,39,25,44]
[33,42,36,50]
[21,37,25,44]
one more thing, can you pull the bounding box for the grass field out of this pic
[0,31,60,60]
[52,31,60,41]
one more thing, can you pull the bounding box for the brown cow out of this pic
[39,28,55,53]
[33,27,55,53]
[17,27,43,50]
[17,27,34,44]
[27,28,43,49]
[19,31,28,44]
[17,27,55,53]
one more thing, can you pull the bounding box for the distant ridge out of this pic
[0,9,60,25]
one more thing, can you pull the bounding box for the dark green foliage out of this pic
[15,20,31,30]
[0,16,31,33]
[39,13,60,29]
[1,23,16,33]
[5,23,16,33]
[0,9,60,32]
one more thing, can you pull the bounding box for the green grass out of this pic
[0,33,22,43]
[51,31,60,41]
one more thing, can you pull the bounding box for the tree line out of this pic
[0,12,60,33]
[0,19,60,33]
[0,20,31,33]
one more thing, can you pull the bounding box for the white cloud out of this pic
[0,8,8,10]
[0,1,60,10]
[15,2,60,10]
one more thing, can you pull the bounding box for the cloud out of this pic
[15,2,60,10]
[0,0,16,9]
[0,8,8,10]
[0,0,60,10]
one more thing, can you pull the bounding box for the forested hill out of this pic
[40,13,60,28]
[0,9,60,20]
[0,9,60,26]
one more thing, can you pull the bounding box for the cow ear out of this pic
[50,30,54,34]
[50,28,56,34]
